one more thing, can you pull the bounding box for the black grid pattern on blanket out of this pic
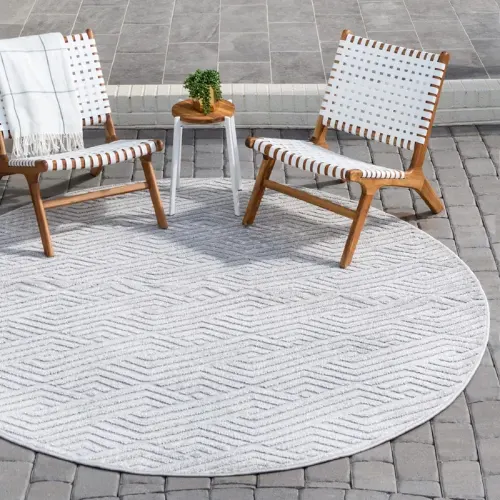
[0,32,83,158]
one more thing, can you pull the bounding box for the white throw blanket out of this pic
[0,32,83,158]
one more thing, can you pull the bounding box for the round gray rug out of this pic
[0,179,488,475]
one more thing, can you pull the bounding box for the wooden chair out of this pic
[0,29,168,257]
[243,30,450,268]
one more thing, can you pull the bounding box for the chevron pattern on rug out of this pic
[0,180,489,475]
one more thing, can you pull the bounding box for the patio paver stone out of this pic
[0,0,494,83]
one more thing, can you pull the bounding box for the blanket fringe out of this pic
[12,132,84,159]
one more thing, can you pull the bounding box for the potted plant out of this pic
[183,69,222,115]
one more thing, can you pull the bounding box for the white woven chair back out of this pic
[0,32,110,136]
[320,34,447,150]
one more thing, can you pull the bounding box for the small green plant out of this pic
[183,69,222,115]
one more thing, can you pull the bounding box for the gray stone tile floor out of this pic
[0,124,499,499]
[1,0,499,84]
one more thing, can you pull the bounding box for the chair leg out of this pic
[340,185,375,269]
[90,167,103,177]
[26,174,54,257]
[416,178,444,214]
[242,156,275,226]
[141,157,168,229]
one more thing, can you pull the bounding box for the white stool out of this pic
[170,99,242,216]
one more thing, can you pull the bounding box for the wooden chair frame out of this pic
[0,29,167,257]
[243,29,450,269]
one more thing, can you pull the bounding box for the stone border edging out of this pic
[108,80,500,128]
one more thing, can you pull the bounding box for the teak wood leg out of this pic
[340,185,375,269]
[26,174,54,257]
[243,156,276,226]
[417,178,444,214]
[141,157,168,229]
[90,166,103,177]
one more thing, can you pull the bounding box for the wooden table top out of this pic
[171,99,235,124]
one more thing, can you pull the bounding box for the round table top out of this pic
[172,99,235,124]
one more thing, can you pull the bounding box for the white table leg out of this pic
[224,117,240,216]
[176,101,183,187]
[177,135,182,187]
[169,117,183,215]
[230,116,242,191]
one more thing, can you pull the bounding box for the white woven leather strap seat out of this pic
[252,138,405,180]
[9,140,159,170]
[321,34,446,150]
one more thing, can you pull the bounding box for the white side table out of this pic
[170,99,241,216]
